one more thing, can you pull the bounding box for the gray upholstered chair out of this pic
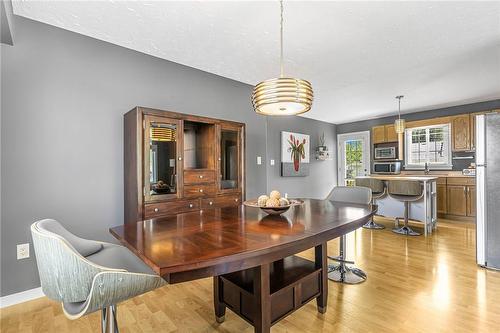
[326,186,372,284]
[387,180,424,236]
[355,177,386,229]
[31,219,165,333]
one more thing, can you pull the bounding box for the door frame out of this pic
[337,131,371,185]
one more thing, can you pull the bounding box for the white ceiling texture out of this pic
[12,1,500,124]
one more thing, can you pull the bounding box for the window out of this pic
[405,124,452,169]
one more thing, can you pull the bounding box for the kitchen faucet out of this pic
[424,162,430,175]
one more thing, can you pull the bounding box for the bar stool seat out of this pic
[356,178,386,229]
[388,180,424,236]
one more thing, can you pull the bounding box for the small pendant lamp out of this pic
[394,95,406,134]
[252,0,313,116]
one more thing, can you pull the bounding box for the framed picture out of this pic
[281,131,310,177]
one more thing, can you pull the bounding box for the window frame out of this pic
[404,123,452,170]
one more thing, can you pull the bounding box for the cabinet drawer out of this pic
[436,177,447,185]
[144,200,200,219]
[184,184,216,198]
[184,170,216,184]
[447,177,475,186]
[201,194,241,209]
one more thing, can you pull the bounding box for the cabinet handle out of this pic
[189,203,193,208]
[199,189,204,193]
[154,208,159,213]
[199,175,204,179]
[178,157,182,161]
[209,201,213,206]
[235,198,238,202]
[218,158,222,161]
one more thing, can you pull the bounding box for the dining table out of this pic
[110,198,376,333]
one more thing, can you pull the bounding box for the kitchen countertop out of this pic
[358,175,438,181]
[400,171,475,178]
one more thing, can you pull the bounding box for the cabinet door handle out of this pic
[199,189,204,193]
[189,203,194,208]
[178,157,182,161]
[154,208,159,213]
[235,198,238,202]
[199,175,204,179]
[209,201,213,206]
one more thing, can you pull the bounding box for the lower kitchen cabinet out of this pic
[467,186,476,217]
[447,185,467,216]
[437,184,447,215]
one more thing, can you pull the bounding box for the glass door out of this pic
[144,115,182,201]
[337,131,370,186]
[218,125,242,192]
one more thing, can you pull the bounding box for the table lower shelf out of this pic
[216,255,323,327]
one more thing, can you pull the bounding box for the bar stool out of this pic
[326,186,372,284]
[387,180,424,236]
[355,177,386,229]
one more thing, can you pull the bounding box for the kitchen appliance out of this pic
[462,168,476,176]
[373,161,401,174]
[476,113,500,270]
[374,142,399,160]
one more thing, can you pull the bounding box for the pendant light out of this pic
[394,95,406,134]
[252,0,313,116]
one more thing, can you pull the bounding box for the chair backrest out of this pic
[31,219,109,303]
[388,180,423,197]
[355,177,385,194]
[326,186,372,205]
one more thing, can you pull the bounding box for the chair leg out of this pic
[363,199,385,229]
[101,305,119,333]
[327,235,367,284]
[392,202,420,236]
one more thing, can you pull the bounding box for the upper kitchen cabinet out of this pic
[372,124,398,144]
[451,114,471,151]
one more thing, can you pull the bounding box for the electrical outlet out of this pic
[270,159,275,166]
[17,243,30,260]
[257,156,262,165]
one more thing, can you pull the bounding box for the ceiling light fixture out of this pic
[252,0,313,116]
[394,95,405,134]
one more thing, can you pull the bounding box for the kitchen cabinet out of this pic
[447,185,467,216]
[372,124,398,144]
[436,177,447,215]
[372,125,386,144]
[467,185,476,217]
[451,114,471,151]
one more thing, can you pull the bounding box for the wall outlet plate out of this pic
[257,156,262,165]
[17,243,30,260]
[270,159,275,166]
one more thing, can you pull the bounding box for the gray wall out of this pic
[1,16,338,296]
[266,116,337,200]
[337,100,500,134]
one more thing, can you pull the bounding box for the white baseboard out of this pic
[0,287,45,308]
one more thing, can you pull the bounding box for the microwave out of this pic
[374,143,398,160]
[373,161,402,174]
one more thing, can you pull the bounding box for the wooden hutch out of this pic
[124,107,245,224]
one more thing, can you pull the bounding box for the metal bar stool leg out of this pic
[392,202,420,236]
[101,305,119,333]
[327,235,367,284]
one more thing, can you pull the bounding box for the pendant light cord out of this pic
[280,0,284,78]
[396,95,404,120]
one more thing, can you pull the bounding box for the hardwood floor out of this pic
[2,217,500,332]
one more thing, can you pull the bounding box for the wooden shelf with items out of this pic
[124,107,245,224]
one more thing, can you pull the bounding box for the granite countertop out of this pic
[400,171,475,178]
[358,175,439,181]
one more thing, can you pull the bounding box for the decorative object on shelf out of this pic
[244,198,304,216]
[281,131,310,176]
[252,0,313,116]
[394,95,406,134]
[315,132,332,160]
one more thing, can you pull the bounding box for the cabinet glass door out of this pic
[219,128,239,190]
[144,116,181,201]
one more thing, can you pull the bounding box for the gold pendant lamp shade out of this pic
[252,0,313,116]
[394,95,406,134]
[252,77,313,116]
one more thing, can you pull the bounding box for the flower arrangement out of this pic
[287,134,306,171]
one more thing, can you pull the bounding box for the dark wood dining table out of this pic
[110,199,375,333]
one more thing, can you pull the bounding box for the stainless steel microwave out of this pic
[373,161,401,174]
[374,146,397,160]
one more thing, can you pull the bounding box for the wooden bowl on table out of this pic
[243,199,304,216]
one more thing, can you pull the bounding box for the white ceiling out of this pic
[12,1,500,124]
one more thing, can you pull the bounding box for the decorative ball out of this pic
[265,198,280,207]
[269,190,281,200]
[279,198,290,206]
[257,195,269,206]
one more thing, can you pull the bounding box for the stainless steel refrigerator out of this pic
[476,113,500,269]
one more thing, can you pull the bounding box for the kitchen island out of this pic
[356,175,438,236]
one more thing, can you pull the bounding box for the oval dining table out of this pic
[110,198,376,333]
